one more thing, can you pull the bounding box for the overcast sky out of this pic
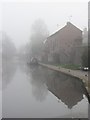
[1,0,88,48]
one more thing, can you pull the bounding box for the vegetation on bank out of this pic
[81,45,90,69]
[55,64,81,70]
[41,45,89,70]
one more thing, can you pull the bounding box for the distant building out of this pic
[43,22,82,65]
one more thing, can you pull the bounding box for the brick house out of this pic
[43,22,82,65]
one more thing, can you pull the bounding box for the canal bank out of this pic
[39,63,89,94]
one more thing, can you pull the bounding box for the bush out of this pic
[81,48,88,67]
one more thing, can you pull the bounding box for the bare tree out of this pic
[30,19,49,61]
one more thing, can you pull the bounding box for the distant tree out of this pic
[0,32,2,74]
[88,29,90,45]
[81,29,90,67]
[81,47,88,67]
[31,19,49,36]
[30,19,49,60]
[0,32,2,56]
[2,32,16,61]
[0,33,2,51]
[88,46,90,68]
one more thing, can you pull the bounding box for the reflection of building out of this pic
[44,22,82,65]
[46,71,84,109]
[27,66,87,109]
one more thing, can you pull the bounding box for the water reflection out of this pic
[46,70,84,109]
[0,60,2,91]
[19,63,48,102]
[30,66,48,102]
[2,60,17,90]
[26,65,88,109]
[2,62,88,118]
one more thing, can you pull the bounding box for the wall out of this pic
[44,22,82,65]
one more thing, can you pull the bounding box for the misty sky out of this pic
[1,1,88,48]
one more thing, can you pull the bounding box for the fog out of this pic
[2,1,88,49]
[0,1,89,118]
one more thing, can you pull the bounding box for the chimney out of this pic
[67,22,71,26]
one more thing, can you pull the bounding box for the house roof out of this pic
[50,22,82,37]
[44,22,82,43]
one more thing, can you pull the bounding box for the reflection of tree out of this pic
[2,60,17,90]
[2,32,16,61]
[27,66,48,102]
[1,32,17,90]
[0,32,2,90]
[31,81,48,102]
[19,61,28,74]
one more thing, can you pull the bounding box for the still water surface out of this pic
[2,61,88,118]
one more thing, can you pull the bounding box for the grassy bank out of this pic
[55,64,81,70]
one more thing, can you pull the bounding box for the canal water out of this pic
[2,60,88,118]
